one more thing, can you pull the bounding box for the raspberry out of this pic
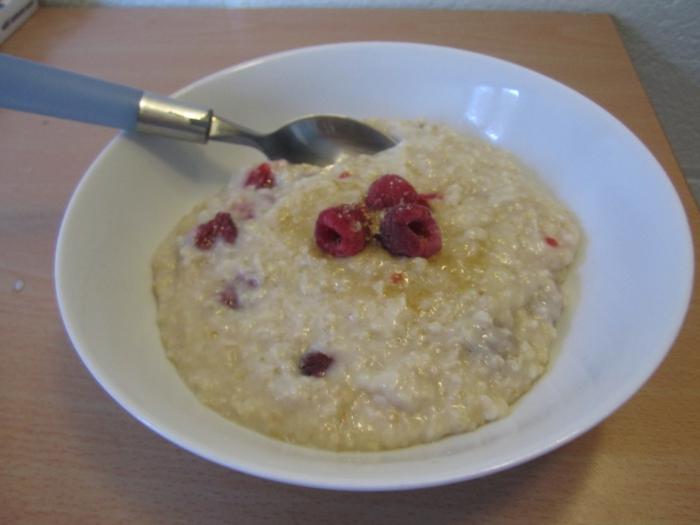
[195,212,238,250]
[244,162,275,189]
[299,351,334,377]
[219,285,240,309]
[315,205,369,257]
[379,203,442,258]
[545,236,559,247]
[365,174,418,210]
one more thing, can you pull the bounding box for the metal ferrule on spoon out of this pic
[135,93,212,143]
[136,92,261,148]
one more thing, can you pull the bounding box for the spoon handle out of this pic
[0,53,212,142]
[0,53,142,129]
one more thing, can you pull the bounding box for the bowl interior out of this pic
[55,43,693,490]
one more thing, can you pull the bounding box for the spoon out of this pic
[0,54,397,166]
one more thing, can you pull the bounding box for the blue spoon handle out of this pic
[0,53,143,130]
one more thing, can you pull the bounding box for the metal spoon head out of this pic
[262,116,398,166]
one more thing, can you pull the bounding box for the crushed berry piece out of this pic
[235,273,259,289]
[219,285,240,309]
[338,171,352,179]
[418,192,443,201]
[195,212,238,250]
[365,174,419,210]
[545,236,559,247]
[232,199,255,220]
[299,351,334,377]
[390,271,406,284]
[379,203,442,258]
[315,204,369,257]
[416,192,443,208]
[244,162,275,189]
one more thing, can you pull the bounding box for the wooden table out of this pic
[1,8,698,524]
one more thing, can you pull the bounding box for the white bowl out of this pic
[55,42,694,491]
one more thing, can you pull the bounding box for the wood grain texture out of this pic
[1,8,698,525]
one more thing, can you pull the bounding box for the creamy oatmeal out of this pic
[152,120,581,451]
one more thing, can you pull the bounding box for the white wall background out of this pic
[43,0,700,201]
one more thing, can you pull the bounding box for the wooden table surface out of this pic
[1,8,698,524]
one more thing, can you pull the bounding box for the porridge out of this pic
[152,120,581,451]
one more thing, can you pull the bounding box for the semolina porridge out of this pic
[152,120,581,451]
